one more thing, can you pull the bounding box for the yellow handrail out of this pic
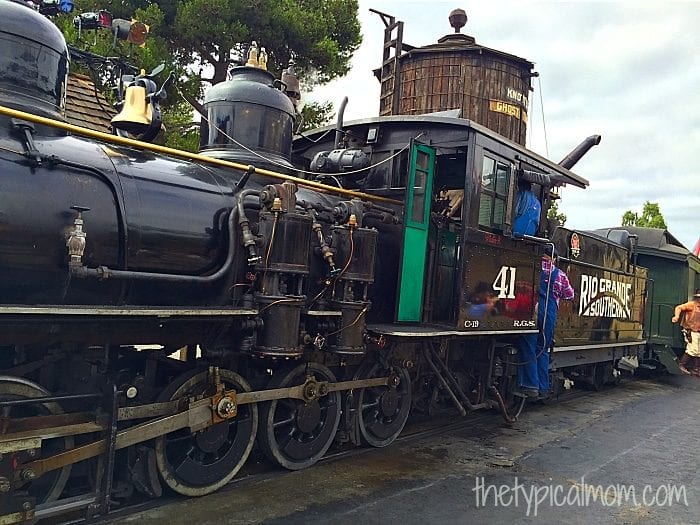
[0,104,402,206]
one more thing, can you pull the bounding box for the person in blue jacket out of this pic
[512,180,541,237]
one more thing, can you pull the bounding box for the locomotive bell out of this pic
[111,84,152,135]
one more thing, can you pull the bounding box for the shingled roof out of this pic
[65,73,115,133]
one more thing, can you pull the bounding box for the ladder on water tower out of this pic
[371,9,413,116]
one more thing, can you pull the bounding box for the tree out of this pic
[547,199,567,226]
[56,3,171,97]
[621,201,667,229]
[55,0,361,150]
[168,0,361,85]
[55,2,201,150]
[298,101,334,133]
[61,0,360,85]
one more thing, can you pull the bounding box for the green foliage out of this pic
[56,2,168,81]
[161,102,201,153]
[168,0,362,84]
[85,0,364,86]
[298,101,334,133]
[621,201,667,229]
[56,0,199,140]
[547,199,567,226]
[54,1,361,151]
[621,210,636,227]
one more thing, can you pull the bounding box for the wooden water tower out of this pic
[373,8,535,146]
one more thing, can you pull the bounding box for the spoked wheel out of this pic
[154,369,257,496]
[258,363,341,470]
[500,374,526,420]
[355,363,411,448]
[0,376,74,503]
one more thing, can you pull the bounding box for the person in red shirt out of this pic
[671,289,700,375]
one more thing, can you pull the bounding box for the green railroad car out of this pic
[597,227,700,373]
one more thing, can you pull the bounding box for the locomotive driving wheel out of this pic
[354,363,411,447]
[0,376,74,503]
[154,369,257,496]
[258,363,341,470]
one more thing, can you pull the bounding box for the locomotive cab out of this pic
[294,116,590,333]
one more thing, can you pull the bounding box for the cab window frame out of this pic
[477,152,513,233]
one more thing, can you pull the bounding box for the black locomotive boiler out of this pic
[0,2,650,523]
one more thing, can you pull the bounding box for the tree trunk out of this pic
[180,90,206,118]
[211,59,229,86]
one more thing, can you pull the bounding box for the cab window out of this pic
[478,155,511,231]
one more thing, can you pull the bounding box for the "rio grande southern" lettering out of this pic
[578,274,632,319]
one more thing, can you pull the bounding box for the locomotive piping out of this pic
[0,104,401,206]
[237,189,262,265]
[488,385,524,424]
[335,96,348,148]
[72,200,240,283]
[558,135,602,170]
[44,156,129,268]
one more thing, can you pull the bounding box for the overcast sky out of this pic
[308,0,699,251]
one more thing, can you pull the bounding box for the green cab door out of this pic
[397,142,435,322]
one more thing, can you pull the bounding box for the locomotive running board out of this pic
[0,306,258,317]
[367,323,537,337]
[552,340,646,352]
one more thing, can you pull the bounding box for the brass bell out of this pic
[111,84,152,135]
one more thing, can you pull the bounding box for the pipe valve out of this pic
[66,205,90,269]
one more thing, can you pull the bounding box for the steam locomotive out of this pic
[0,2,650,522]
